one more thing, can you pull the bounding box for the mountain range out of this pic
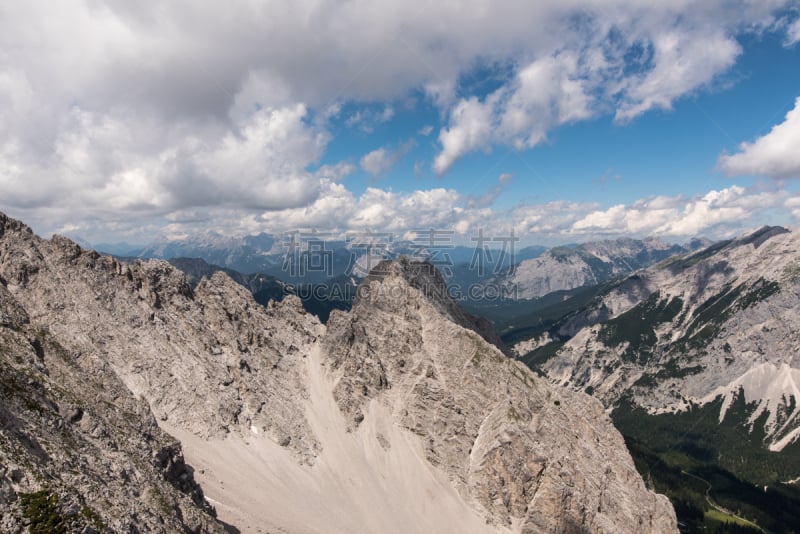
[510,226,800,530]
[99,232,545,284]
[485,237,709,301]
[111,232,708,331]
[0,212,676,533]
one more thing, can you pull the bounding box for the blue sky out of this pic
[320,29,800,210]
[1,1,800,245]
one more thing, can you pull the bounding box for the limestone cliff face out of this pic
[0,212,676,533]
[527,227,800,452]
[0,257,223,530]
[323,259,676,532]
[487,238,694,301]
[0,213,322,461]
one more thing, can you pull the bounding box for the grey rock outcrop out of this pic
[0,280,224,532]
[1,212,322,461]
[532,226,800,451]
[324,258,676,532]
[0,211,676,533]
[487,237,697,300]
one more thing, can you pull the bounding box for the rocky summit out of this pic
[484,238,702,301]
[0,211,676,533]
[528,227,800,451]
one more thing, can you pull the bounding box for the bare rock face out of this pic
[0,281,224,532]
[486,238,694,301]
[361,258,506,349]
[0,212,676,533]
[1,213,322,462]
[324,258,677,532]
[534,227,800,452]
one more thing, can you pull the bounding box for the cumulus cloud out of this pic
[508,201,599,238]
[786,197,800,219]
[614,29,741,121]
[434,52,598,174]
[432,2,768,173]
[717,97,800,179]
[0,0,796,240]
[0,104,327,214]
[360,140,415,177]
[360,149,395,177]
[248,184,793,242]
[570,186,789,237]
[248,181,465,233]
[314,162,356,182]
[434,96,495,175]
[38,179,798,246]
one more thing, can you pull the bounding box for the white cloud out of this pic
[432,17,749,173]
[191,105,327,209]
[34,179,797,246]
[435,52,597,174]
[785,197,800,219]
[0,104,327,215]
[251,188,597,243]
[614,29,741,121]
[717,97,800,179]
[508,201,598,238]
[0,0,796,240]
[360,140,415,177]
[360,148,394,177]
[434,96,495,175]
[785,17,800,46]
[380,107,395,122]
[345,106,395,132]
[418,125,434,136]
[249,181,465,233]
[570,186,790,238]
[314,162,356,182]
[431,2,785,171]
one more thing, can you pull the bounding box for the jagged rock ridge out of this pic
[0,212,676,533]
[486,237,705,300]
[526,226,800,453]
[0,219,224,532]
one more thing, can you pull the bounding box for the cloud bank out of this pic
[1,1,799,243]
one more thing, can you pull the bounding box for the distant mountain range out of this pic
[0,211,676,533]
[484,237,711,301]
[82,224,800,529]
[97,232,545,283]
[165,257,353,323]
[507,226,800,531]
[98,232,708,315]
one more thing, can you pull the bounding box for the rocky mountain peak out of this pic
[0,216,224,532]
[320,256,676,532]
[528,227,800,454]
[0,211,31,238]
[359,257,505,350]
[0,211,677,533]
[359,257,455,314]
[733,224,790,249]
